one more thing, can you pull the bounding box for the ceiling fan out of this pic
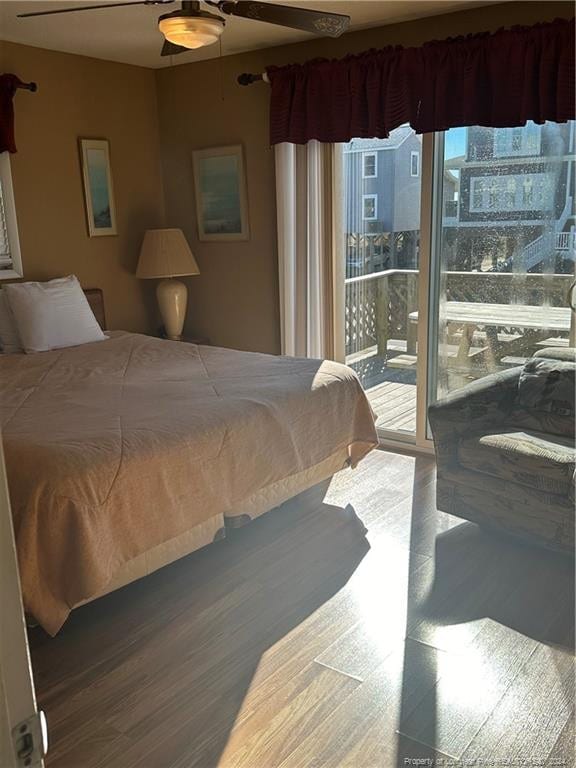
[17,0,351,57]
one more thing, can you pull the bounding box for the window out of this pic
[503,177,516,208]
[522,177,534,208]
[493,123,541,157]
[472,179,485,210]
[470,173,554,212]
[362,152,377,178]
[362,194,377,220]
[0,154,22,280]
[410,151,420,177]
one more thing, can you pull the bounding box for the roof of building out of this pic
[344,126,419,153]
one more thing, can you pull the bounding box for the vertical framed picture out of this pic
[79,138,117,237]
[192,145,250,241]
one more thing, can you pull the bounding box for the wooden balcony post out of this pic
[406,272,418,354]
[376,276,389,357]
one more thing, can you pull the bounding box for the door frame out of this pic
[414,132,440,451]
[332,132,439,452]
[0,438,45,768]
[332,142,347,365]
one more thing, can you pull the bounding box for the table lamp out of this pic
[137,228,200,340]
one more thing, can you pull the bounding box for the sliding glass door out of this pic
[339,119,575,447]
[427,121,575,417]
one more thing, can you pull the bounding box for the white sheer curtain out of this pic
[275,141,343,360]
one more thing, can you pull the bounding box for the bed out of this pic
[1,289,378,635]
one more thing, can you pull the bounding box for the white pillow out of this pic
[0,290,23,354]
[4,276,106,353]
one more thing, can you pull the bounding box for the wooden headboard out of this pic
[84,288,106,331]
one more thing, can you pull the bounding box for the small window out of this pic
[410,151,420,177]
[503,178,516,209]
[362,152,377,178]
[493,124,541,158]
[0,154,23,281]
[472,179,485,210]
[511,128,523,152]
[488,180,499,209]
[522,177,534,208]
[362,194,377,220]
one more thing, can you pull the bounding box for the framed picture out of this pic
[79,138,117,237]
[192,145,249,241]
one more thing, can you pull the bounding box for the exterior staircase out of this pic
[516,196,575,272]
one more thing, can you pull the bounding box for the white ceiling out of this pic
[0,0,498,69]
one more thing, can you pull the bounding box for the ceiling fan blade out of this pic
[161,39,189,56]
[17,0,172,19]
[218,1,349,38]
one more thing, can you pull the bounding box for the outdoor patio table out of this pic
[409,302,572,368]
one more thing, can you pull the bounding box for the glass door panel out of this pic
[428,121,575,413]
[342,126,422,439]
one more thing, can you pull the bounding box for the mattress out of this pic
[1,332,378,634]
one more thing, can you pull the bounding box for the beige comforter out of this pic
[1,332,377,634]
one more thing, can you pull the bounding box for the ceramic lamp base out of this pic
[156,278,188,341]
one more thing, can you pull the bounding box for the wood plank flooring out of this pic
[28,450,575,768]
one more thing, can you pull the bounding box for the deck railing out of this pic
[345,269,573,356]
[556,231,576,251]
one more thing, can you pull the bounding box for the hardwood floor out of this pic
[28,450,575,768]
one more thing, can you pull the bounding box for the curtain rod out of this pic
[237,72,269,86]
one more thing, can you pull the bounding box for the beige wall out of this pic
[0,41,165,333]
[156,1,574,354]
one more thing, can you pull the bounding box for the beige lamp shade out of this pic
[136,229,200,279]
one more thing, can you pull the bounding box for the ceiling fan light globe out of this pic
[158,16,224,49]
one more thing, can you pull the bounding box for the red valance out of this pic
[0,74,21,154]
[266,18,575,145]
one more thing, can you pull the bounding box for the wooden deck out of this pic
[367,380,417,433]
[347,345,417,434]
